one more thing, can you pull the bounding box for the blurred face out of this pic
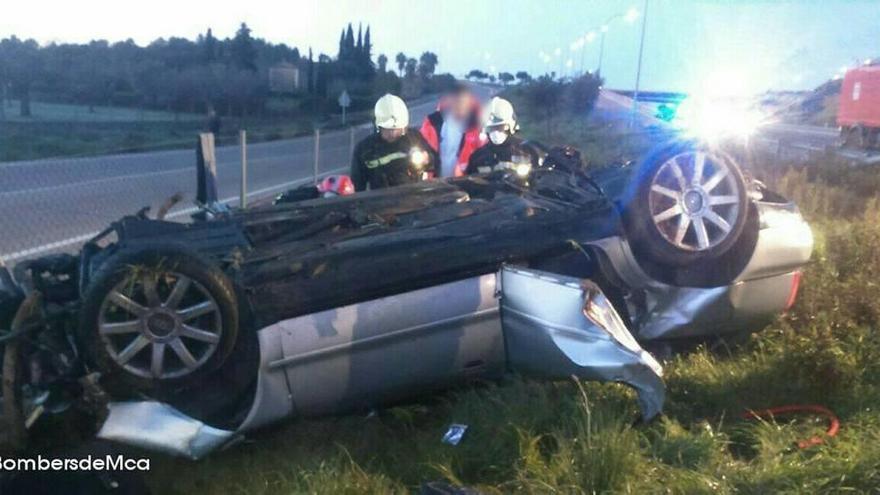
[448,91,473,121]
[379,127,405,142]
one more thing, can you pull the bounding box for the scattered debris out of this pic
[442,424,468,446]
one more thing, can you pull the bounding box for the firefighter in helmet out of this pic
[351,94,437,191]
[466,97,540,177]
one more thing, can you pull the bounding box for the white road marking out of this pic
[1,232,102,262]
[0,148,349,198]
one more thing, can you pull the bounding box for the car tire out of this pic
[78,244,240,396]
[623,141,749,267]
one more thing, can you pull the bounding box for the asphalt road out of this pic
[0,93,477,262]
[759,123,839,150]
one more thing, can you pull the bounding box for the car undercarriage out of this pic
[0,139,812,459]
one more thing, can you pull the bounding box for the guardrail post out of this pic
[313,128,320,184]
[196,133,218,205]
[239,130,247,209]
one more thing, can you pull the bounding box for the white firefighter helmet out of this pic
[483,97,517,130]
[374,94,409,129]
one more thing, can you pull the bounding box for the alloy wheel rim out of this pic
[648,151,741,252]
[98,271,222,380]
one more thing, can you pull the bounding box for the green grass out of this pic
[0,120,206,161]
[142,120,880,493]
[0,113,327,162]
[0,99,369,162]
[1,99,201,123]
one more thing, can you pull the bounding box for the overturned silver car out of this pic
[0,140,812,459]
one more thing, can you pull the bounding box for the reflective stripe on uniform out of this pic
[365,151,408,169]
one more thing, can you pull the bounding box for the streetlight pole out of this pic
[630,0,649,127]
[596,11,625,76]
[578,32,596,77]
[564,7,637,80]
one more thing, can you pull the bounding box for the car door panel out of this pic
[269,274,503,416]
[499,265,665,420]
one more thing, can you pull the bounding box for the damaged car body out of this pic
[0,139,812,459]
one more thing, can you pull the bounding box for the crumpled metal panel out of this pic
[632,204,812,340]
[500,266,665,420]
[97,402,236,460]
[635,273,797,340]
[636,285,732,340]
[589,201,812,341]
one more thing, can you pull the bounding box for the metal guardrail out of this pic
[751,135,880,166]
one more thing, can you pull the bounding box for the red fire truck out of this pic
[838,65,880,149]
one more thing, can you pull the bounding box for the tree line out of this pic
[0,23,454,120]
[466,69,535,86]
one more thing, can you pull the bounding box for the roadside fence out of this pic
[0,125,372,264]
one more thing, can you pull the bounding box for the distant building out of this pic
[269,61,302,94]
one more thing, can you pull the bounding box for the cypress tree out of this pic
[344,24,355,60]
[364,26,372,61]
[337,29,345,59]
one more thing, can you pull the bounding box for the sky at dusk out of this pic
[2,0,878,94]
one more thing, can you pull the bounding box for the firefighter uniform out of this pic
[350,131,437,191]
[465,135,540,175]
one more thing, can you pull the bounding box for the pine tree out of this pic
[230,22,257,72]
[356,24,363,53]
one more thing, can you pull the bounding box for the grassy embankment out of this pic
[0,99,373,162]
[146,106,880,493]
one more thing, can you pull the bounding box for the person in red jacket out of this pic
[420,84,485,177]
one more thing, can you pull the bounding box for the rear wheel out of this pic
[79,245,239,394]
[625,143,749,267]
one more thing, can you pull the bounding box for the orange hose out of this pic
[742,404,840,449]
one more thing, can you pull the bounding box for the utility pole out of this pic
[631,0,649,127]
